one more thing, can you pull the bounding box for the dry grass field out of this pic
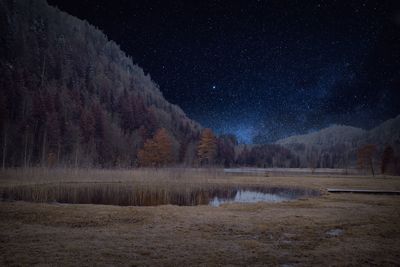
[0,168,399,266]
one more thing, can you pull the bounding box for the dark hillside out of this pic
[0,0,201,167]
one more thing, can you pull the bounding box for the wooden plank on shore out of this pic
[327,188,400,195]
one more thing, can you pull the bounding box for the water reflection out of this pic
[2,183,317,206]
[209,190,292,207]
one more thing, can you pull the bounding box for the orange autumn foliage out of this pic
[138,128,173,167]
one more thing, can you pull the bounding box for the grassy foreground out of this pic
[0,168,399,266]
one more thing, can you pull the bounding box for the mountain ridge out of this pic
[276,115,400,148]
[274,115,400,168]
[276,125,365,147]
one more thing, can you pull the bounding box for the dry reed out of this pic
[0,168,318,206]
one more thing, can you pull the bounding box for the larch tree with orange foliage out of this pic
[138,128,173,167]
[197,128,217,165]
[153,128,173,165]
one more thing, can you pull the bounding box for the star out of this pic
[49,0,400,143]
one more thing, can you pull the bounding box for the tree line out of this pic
[135,127,300,168]
[357,144,400,176]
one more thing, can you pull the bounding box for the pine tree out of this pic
[197,128,217,165]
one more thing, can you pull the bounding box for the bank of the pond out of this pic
[0,182,319,206]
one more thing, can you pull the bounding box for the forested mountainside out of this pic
[0,0,201,167]
[277,125,365,147]
[276,115,400,169]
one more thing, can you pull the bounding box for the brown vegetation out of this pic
[0,168,318,206]
[197,128,217,165]
[357,144,377,176]
[0,169,399,266]
[381,145,398,175]
[138,128,174,167]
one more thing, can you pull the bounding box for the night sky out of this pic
[48,0,400,143]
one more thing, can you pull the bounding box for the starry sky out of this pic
[48,0,400,143]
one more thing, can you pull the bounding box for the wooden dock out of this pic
[327,188,400,195]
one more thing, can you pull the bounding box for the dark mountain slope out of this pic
[276,115,400,168]
[0,0,201,167]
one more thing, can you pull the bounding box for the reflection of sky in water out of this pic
[209,190,290,207]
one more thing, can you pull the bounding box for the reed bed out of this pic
[0,167,225,186]
[0,168,319,206]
